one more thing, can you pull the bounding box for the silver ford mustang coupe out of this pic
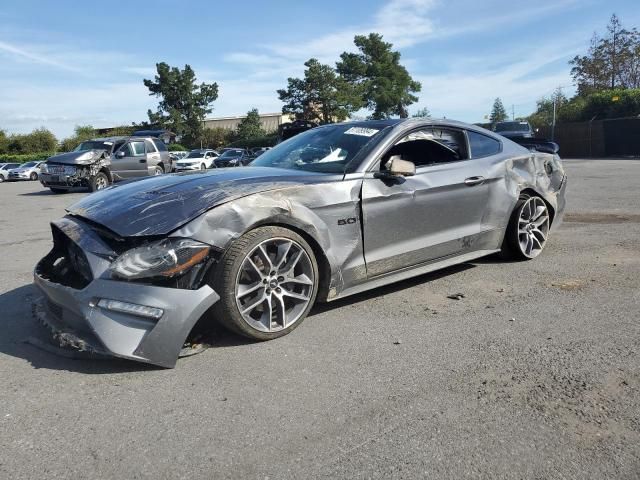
[33,119,567,367]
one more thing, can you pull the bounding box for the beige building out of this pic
[204,112,294,133]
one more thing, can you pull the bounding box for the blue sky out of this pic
[1,0,638,138]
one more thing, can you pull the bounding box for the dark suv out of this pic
[39,136,172,193]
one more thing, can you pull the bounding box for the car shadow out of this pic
[309,263,474,315]
[0,284,159,373]
[0,261,484,373]
[19,189,85,196]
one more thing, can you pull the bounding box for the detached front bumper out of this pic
[32,217,220,368]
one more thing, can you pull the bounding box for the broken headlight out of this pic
[109,238,210,280]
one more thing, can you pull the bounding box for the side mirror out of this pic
[115,150,126,159]
[385,155,415,177]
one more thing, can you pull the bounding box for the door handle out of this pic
[139,159,147,163]
[464,176,485,186]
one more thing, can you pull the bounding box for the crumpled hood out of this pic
[66,167,335,237]
[46,149,107,165]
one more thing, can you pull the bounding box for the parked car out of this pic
[39,136,171,193]
[0,163,21,182]
[33,118,566,368]
[175,149,219,171]
[494,121,535,138]
[8,161,43,181]
[213,148,251,167]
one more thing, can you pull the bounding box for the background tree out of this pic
[199,127,232,148]
[489,98,508,123]
[235,109,266,141]
[0,129,8,154]
[7,127,58,153]
[570,14,640,94]
[412,107,431,118]
[336,33,421,119]
[59,125,95,152]
[277,58,359,123]
[144,63,218,147]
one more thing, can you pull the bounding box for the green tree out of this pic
[0,129,8,154]
[7,127,58,154]
[277,58,360,123]
[235,109,266,141]
[144,63,219,147]
[412,107,431,118]
[60,125,95,152]
[200,127,232,148]
[489,98,508,123]
[570,14,640,95]
[336,33,421,119]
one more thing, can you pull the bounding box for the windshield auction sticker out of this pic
[344,127,379,137]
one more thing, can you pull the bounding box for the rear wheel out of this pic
[0,176,4,183]
[501,194,551,260]
[200,163,206,170]
[89,172,109,192]
[211,226,319,340]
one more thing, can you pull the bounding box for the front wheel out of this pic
[211,226,319,340]
[30,172,38,180]
[89,172,109,192]
[200,163,206,170]
[501,194,551,260]
[154,166,164,175]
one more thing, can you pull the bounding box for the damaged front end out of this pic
[39,150,111,191]
[33,216,220,367]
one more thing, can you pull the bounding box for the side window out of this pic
[145,140,157,153]
[382,128,467,169]
[117,143,133,157]
[468,131,501,158]
[131,141,146,156]
[153,139,167,152]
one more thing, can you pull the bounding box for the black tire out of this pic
[89,172,109,192]
[154,165,164,175]
[500,193,549,261]
[49,188,68,194]
[0,176,4,183]
[200,163,206,170]
[30,172,38,180]
[210,226,319,341]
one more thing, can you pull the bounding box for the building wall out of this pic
[204,113,294,133]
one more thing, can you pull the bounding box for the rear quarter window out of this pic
[468,131,502,158]
[153,139,168,152]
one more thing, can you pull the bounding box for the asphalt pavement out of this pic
[0,159,638,479]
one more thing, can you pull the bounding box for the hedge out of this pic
[0,152,55,163]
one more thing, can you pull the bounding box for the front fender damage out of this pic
[172,180,367,300]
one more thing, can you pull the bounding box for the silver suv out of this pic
[40,136,172,193]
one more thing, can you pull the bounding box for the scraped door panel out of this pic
[361,160,490,277]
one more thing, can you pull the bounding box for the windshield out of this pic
[219,150,243,159]
[495,122,530,132]
[74,141,114,152]
[186,151,206,159]
[22,162,37,168]
[250,124,386,173]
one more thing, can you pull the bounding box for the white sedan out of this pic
[175,149,219,171]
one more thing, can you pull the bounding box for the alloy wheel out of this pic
[95,175,108,190]
[235,238,315,333]
[518,196,550,258]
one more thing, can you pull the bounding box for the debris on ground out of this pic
[393,340,402,345]
[509,318,515,322]
[179,333,212,358]
[496,288,505,293]
[447,293,465,300]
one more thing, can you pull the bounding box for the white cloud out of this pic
[0,40,81,72]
